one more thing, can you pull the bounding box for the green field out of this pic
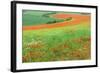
[22,23,91,62]
[22,10,91,63]
[23,10,57,26]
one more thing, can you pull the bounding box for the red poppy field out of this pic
[22,10,91,63]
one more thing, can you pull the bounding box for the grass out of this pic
[22,22,91,63]
[22,10,59,26]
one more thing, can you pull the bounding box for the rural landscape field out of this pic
[22,10,91,63]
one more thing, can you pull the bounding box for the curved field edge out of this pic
[22,15,90,30]
[23,10,90,27]
[22,22,91,63]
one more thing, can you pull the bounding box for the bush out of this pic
[65,17,72,21]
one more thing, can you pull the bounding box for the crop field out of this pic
[22,10,91,63]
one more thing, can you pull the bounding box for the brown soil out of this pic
[23,13,90,30]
